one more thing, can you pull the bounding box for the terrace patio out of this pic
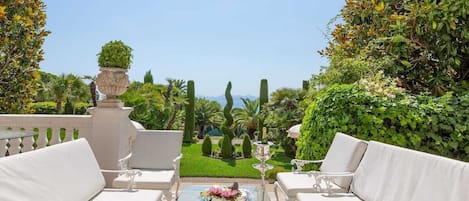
[1,103,469,201]
[0,106,282,201]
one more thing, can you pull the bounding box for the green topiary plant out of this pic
[258,79,268,140]
[220,136,233,159]
[202,135,212,156]
[97,40,133,69]
[183,80,195,143]
[221,82,235,140]
[242,134,252,158]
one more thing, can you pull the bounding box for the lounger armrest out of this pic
[291,159,324,172]
[172,154,183,179]
[117,153,132,171]
[101,169,142,192]
[311,171,354,195]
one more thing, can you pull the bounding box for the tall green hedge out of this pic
[183,80,195,143]
[258,79,268,140]
[297,84,469,162]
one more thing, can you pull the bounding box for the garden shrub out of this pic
[74,102,92,115]
[297,84,469,162]
[220,136,233,159]
[218,137,224,148]
[242,134,252,158]
[202,135,212,156]
[29,102,57,114]
[266,166,286,182]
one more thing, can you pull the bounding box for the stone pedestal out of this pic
[88,106,133,187]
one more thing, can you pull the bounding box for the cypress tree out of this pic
[143,70,154,84]
[302,80,309,91]
[183,80,195,143]
[258,79,268,140]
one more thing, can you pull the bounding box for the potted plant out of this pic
[95,40,133,107]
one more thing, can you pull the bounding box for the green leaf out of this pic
[401,60,412,67]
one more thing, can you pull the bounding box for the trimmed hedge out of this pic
[202,135,212,156]
[297,84,469,162]
[29,102,57,114]
[74,102,92,115]
[242,134,252,158]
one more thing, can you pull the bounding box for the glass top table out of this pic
[0,130,34,140]
[178,185,260,201]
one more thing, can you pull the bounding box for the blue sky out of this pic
[41,0,344,96]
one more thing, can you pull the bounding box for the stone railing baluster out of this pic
[35,127,48,149]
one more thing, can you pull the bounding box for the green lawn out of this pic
[180,143,293,178]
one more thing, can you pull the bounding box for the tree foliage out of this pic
[0,0,49,113]
[144,70,153,84]
[262,88,306,157]
[120,82,169,129]
[320,0,469,95]
[195,98,222,139]
[233,98,259,139]
[164,78,186,129]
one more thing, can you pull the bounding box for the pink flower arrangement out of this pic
[200,185,241,200]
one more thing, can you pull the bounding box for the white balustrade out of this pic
[0,108,153,188]
[0,114,93,157]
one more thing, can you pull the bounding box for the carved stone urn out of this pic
[96,67,129,107]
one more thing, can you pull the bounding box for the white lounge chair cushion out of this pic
[129,131,183,170]
[113,170,175,189]
[352,141,469,201]
[297,193,361,201]
[277,172,346,197]
[319,133,368,188]
[92,189,162,201]
[0,139,105,201]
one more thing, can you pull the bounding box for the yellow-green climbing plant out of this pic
[0,0,50,113]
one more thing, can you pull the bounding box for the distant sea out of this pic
[198,95,258,108]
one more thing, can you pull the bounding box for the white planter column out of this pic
[88,106,133,186]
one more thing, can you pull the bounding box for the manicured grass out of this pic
[180,143,293,178]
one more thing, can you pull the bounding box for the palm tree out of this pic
[50,74,69,113]
[165,79,187,129]
[195,98,222,139]
[233,98,259,139]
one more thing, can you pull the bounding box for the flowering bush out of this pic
[200,186,243,201]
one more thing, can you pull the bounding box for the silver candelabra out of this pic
[253,141,273,201]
